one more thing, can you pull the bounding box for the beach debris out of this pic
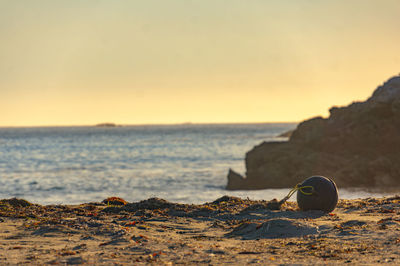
[296,176,338,212]
[273,176,338,212]
[125,198,181,211]
[211,195,243,204]
[265,199,282,210]
[102,197,128,206]
[102,195,296,218]
[0,198,33,207]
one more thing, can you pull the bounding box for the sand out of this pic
[0,195,399,265]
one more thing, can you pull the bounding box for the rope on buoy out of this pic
[278,183,314,205]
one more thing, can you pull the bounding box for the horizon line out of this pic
[0,121,300,128]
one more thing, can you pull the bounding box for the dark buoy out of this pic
[296,176,338,212]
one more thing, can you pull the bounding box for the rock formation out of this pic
[227,75,400,190]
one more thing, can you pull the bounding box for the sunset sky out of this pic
[1,0,399,126]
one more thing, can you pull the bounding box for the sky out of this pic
[1,0,400,126]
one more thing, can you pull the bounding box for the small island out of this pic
[95,123,119,128]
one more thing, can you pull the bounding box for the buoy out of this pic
[296,176,338,212]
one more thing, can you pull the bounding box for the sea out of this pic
[0,123,395,205]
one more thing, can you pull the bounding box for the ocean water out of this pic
[0,124,395,205]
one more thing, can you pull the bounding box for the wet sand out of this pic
[0,196,399,265]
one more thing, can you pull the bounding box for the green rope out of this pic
[278,183,314,205]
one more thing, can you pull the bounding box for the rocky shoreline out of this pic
[227,75,400,190]
[1,195,399,264]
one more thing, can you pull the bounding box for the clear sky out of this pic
[1,0,399,126]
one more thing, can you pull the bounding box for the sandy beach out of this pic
[0,195,399,265]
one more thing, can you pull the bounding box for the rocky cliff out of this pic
[227,75,400,190]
